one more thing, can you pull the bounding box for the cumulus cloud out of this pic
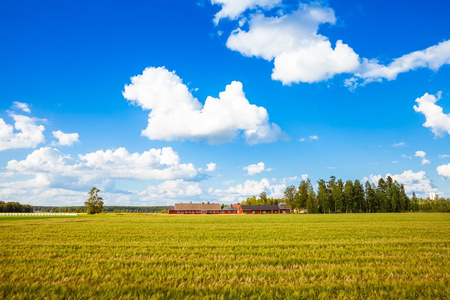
[354,40,450,84]
[226,4,360,85]
[364,170,439,198]
[13,102,31,113]
[214,177,287,202]
[211,0,281,24]
[413,92,450,136]
[206,163,218,171]
[3,146,199,191]
[52,130,79,146]
[0,114,45,151]
[414,150,430,165]
[437,163,450,179]
[143,179,202,201]
[123,67,287,144]
[243,161,272,175]
[212,1,450,87]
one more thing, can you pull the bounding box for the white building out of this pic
[430,193,438,200]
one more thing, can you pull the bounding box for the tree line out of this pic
[0,201,32,213]
[242,176,450,213]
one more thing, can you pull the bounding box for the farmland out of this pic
[1,213,449,299]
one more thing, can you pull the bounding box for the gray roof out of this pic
[174,203,221,211]
[240,205,280,211]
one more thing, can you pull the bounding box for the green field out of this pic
[1,213,449,299]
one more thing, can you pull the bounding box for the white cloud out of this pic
[0,114,45,151]
[213,1,450,88]
[13,102,31,113]
[144,179,202,201]
[439,154,450,158]
[365,170,439,198]
[123,67,287,144]
[3,147,199,191]
[437,163,450,180]
[413,92,450,136]
[0,146,206,205]
[414,150,430,165]
[299,135,319,142]
[401,154,412,159]
[206,163,218,171]
[392,142,406,147]
[215,177,287,202]
[211,0,281,24]
[414,151,426,158]
[355,40,450,83]
[52,130,79,146]
[226,4,360,85]
[243,161,271,175]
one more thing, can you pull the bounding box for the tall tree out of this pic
[259,191,268,205]
[306,190,318,213]
[343,180,354,213]
[283,185,296,209]
[365,181,377,213]
[317,179,330,213]
[353,180,365,213]
[411,192,419,212]
[84,187,104,214]
[297,180,310,209]
[377,178,388,212]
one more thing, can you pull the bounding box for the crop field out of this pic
[1,213,449,299]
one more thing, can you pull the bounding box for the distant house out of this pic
[233,203,290,214]
[168,203,234,214]
[168,202,290,214]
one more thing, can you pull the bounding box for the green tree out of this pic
[411,192,419,212]
[297,179,311,209]
[343,180,354,213]
[259,191,268,205]
[353,180,365,213]
[283,185,296,209]
[306,190,318,213]
[365,181,377,213]
[84,187,104,214]
[317,179,330,213]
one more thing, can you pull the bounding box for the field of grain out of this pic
[1,213,449,299]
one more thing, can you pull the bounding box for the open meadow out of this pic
[1,213,449,299]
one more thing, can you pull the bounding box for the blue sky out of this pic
[1,0,449,206]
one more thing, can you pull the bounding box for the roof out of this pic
[222,206,238,211]
[240,205,280,211]
[174,203,221,211]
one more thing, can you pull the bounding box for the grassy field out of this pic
[1,213,449,299]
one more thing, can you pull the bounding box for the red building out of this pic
[168,203,290,214]
[232,203,290,214]
[168,203,238,214]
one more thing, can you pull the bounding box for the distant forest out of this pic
[0,201,32,213]
[242,176,450,213]
[2,175,449,213]
[1,204,166,213]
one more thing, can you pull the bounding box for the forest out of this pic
[242,176,450,213]
[0,201,32,213]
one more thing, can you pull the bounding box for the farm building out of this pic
[168,203,238,214]
[232,203,290,214]
[169,202,289,214]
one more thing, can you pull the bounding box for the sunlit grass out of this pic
[1,213,449,299]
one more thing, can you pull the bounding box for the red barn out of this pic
[168,203,222,214]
